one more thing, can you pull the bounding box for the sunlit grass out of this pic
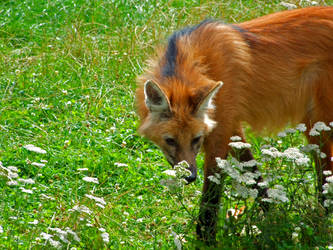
[0,0,333,248]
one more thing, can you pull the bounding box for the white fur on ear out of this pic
[144,80,171,116]
[196,81,223,117]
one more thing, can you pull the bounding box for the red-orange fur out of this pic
[136,6,333,242]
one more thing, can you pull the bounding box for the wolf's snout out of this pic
[185,164,197,183]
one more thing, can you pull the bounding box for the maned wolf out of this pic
[136,6,333,243]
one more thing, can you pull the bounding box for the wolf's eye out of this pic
[165,138,177,146]
[192,136,201,145]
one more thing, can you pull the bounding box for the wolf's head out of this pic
[138,79,222,183]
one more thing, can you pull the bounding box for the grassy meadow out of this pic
[1,0,333,248]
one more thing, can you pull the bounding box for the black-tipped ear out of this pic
[195,81,223,117]
[144,80,171,117]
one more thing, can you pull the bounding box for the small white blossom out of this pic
[82,176,99,184]
[264,185,289,203]
[49,238,62,248]
[171,231,182,250]
[296,123,307,132]
[309,129,320,136]
[261,147,282,158]
[23,144,47,154]
[18,178,35,184]
[28,219,39,225]
[96,203,105,209]
[85,194,106,205]
[285,128,296,134]
[136,218,144,223]
[326,175,333,183]
[280,2,297,9]
[114,162,128,167]
[330,121,333,127]
[70,205,92,215]
[40,194,55,200]
[7,180,18,186]
[163,169,176,177]
[309,121,331,136]
[0,225,3,233]
[31,162,45,167]
[230,135,242,141]
[77,168,88,171]
[320,152,327,159]
[101,232,109,243]
[323,170,332,176]
[208,175,220,184]
[40,232,53,240]
[229,141,251,149]
[7,166,18,172]
[20,187,33,194]
[277,131,287,137]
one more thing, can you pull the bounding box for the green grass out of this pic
[1,0,333,248]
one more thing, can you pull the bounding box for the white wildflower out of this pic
[310,121,331,136]
[18,178,35,184]
[326,175,333,183]
[96,203,105,209]
[323,170,332,176]
[229,141,251,149]
[77,168,88,171]
[40,194,55,200]
[7,166,18,172]
[66,228,80,242]
[9,216,18,220]
[208,175,220,184]
[277,131,287,137]
[99,228,106,233]
[7,180,18,186]
[163,169,177,177]
[0,225,3,233]
[265,185,289,203]
[296,123,307,132]
[330,121,333,127]
[172,231,182,250]
[136,218,144,223]
[309,129,320,136]
[40,159,48,163]
[70,205,92,215]
[40,232,53,240]
[85,194,106,205]
[320,152,327,159]
[82,176,99,184]
[292,232,299,243]
[285,128,296,134]
[280,2,297,9]
[20,187,33,194]
[8,171,18,179]
[31,162,45,167]
[258,181,269,188]
[28,219,39,225]
[261,147,282,158]
[114,162,128,167]
[283,147,310,166]
[23,144,47,154]
[230,135,242,141]
[49,238,62,248]
[101,232,109,243]
[324,199,333,208]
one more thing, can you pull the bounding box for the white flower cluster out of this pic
[261,147,310,166]
[85,194,107,209]
[309,121,331,136]
[161,161,191,189]
[229,141,251,150]
[323,171,333,208]
[216,157,260,199]
[262,185,289,203]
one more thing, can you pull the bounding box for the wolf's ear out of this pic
[195,81,223,117]
[144,80,171,117]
